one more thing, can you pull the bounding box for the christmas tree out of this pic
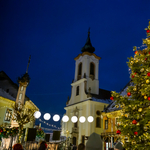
[111,21,150,150]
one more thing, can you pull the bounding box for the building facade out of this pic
[101,82,131,150]
[0,70,38,128]
[62,30,112,146]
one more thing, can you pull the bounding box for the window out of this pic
[4,108,12,122]
[116,118,119,125]
[105,120,108,129]
[20,86,24,91]
[96,117,101,128]
[78,63,82,80]
[78,63,82,75]
[96,110,100,115]
[19,93,22,100]
[76,86,79,96]
[90,62,95,75]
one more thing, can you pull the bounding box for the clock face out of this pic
[20,86,24,91]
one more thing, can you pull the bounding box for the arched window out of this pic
[96,117,101,128]
[76,86,79,96]
[78,63,82,80]
[90,62,95,79]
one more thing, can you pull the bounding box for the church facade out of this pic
[62,30,112,146]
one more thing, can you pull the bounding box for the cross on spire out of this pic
[26,55,31,73]
[88,27,90,37]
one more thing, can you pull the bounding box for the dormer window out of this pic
[76,86,79,96]
[90,62,95,80]
[78,63,82,80]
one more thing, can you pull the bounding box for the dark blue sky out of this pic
[1,0,150,131]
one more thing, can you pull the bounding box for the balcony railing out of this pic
[101,131,117,137]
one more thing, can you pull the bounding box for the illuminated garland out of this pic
[36,128,45,138]
[38,119,61,130]
[0,127,19,138]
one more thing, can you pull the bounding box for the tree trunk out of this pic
[17,125,23,143]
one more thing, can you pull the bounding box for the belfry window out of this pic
[78,63,82,80]
[96,117,101,128]
[76,86,79,96]
[90,62,95,79]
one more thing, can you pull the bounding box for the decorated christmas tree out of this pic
[111,21,150,150]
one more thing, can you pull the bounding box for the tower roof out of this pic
[81,28,95,53]
[17,56,31,84]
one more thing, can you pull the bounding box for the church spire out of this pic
[81,28,95,53]
[17,56,31,84]
[26,55,31,73]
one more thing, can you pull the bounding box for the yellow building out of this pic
[101,82,130,150]
[62,30,112,146]
[0,66,39,128]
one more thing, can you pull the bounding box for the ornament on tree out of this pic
[140,68,144,72]
[132,75,135,78]
[146,79,149,84]
[130,61,134,65]
[138,108,142,112]
[125,114,128,118]
[145,57,147,61]
[132,120,137,124]
[116,130,121,134]
[148,97,150,101]
[110,96,114,100]
[127,92,131,96]
[144,126,148,131]
[134,131,138,135]
[134,51,138,55]
[133,87,137,91]
[144,96,147,99]
[147,72,150,77]
[146,29,150,33]
[132,140,136,145]
[136,122,140,126]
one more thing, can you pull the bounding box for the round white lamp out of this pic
[43,113,51,120]
[87,116,94,123]
[79,116,86,123]
[34,111,41,119]
[71,116,78,123]
[53,114,60,122]
[62,115,69,122]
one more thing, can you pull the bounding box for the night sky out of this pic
[1,0,150,131]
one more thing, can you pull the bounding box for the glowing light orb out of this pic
[34,111,41,119]
[62,115,69,122]
[87,116,94,123]
[71,116,78,123]
[43,113,51,120]
[53,114,60,122]
[79,116,86,123]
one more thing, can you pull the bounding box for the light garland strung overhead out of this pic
[38,118,61,130]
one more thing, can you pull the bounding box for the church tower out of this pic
[63,30,111,146]
[68,28,101,105]
[16,56,31,106]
